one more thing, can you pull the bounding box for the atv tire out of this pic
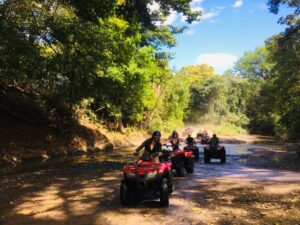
[204,153,210,163]
[177,165,186,177]
[120,179,131,206]
[185,158,194,173]
[186,165,194,173]
[221,155,226,163]
[160,178,169,207]
[194,151,200,160]
[168,176,174,194]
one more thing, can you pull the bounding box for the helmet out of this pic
[152,130,161,138]
[172,130,178,137]
[213,134,217,138]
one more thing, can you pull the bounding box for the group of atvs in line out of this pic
[120,130,226,207]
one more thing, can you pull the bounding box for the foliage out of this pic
[265,0,300,137]
[176,64,214,84]
[0,0,199,133]
[183,72,250,128]
[151,75,190,132]
[235,46,274,80]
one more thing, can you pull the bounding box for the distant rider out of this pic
[209,134,219,149]
[168,130,180,151]
[135,131,162,163]
[186,134,196,146]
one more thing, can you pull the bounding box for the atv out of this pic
[184,145,200,160]
[120,150,173,207]
[200,135,210,144]
[204,145,226,163]
[196,132,210,144]
[164,145,194,176]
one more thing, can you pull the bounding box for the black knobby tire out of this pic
[177,164,186,177]
[221,155,226,163]
[185,158,194,173]
[193,148,200,160]
[168,176,174,194]
[160,178,169,207]
[195,152,200,160]
[204,151,210,163]
[186,165,194,173]
[120,179,131,206]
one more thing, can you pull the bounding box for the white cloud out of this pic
[147,2,178,26]
[164,10,177,25]
[183,29,195,35]
[232,0,243,8]
[202,11,219,20]
[148,1,160,13]
[180,6,203,23]
[191,0,204,8]
[193,6,224,24]
[191,0,204,5]
[196,53,238,74]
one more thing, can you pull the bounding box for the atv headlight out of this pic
[147,171,158,179]
[127,172,136,178]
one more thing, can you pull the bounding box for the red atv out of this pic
[197,132,210,144]
[204,145,226,163]
[165,145,194,176]
[184,145,200,160]
[120,150,173,207]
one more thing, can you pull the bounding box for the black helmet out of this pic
[213,134,217,138]
[152,130,161,138]
[172,130,178,137]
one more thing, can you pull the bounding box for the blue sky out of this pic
[157,0,290,74]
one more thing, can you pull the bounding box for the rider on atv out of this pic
[186,134,196,146]
[135,131,162,163]
[208,134,219,149]
[168,130,180,151]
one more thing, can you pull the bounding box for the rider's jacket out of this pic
[209,137,219,147]
[186,136,195,146]
[136,138,162,155]
[170,138,180,150]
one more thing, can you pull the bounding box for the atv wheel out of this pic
[194,151,200,160]
[221,155,226,163]
[177,165,186,177]
[186,165,194,173]
[204,154,210,163]
[185,158,194,173]
[120,179,131,206]
[160,178,169,207]
[168,176,174,194]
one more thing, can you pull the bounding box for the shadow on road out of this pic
[0,143,300,225]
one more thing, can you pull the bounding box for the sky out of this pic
[155,0,291,74]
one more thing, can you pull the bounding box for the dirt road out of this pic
[0,141,299,225]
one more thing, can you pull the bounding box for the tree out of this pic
[176,64,214,84]
[234,46,274,80]
[0,0,201,132]
[184,74,250,127]
[266,0,300,137]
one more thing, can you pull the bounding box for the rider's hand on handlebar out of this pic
[133,152,139,156]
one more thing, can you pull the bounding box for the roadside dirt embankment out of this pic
[0,111,146,167]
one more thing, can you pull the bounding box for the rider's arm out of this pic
[157,143,162,153]
[135,140,147,153]
[193,138,196,144]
